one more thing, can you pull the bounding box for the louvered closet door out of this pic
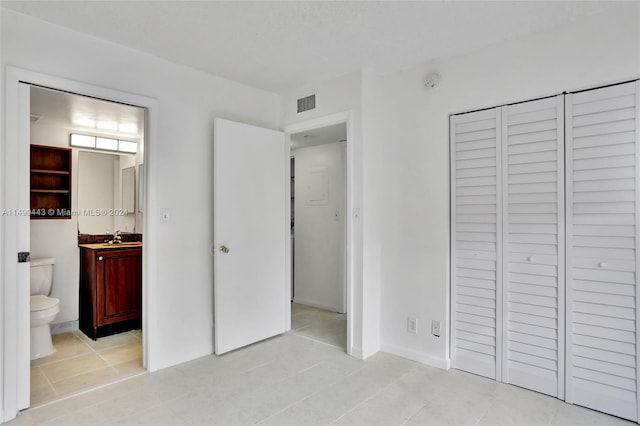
[502,96,564,398]
[566,81,639,422]
[451,108,502,380]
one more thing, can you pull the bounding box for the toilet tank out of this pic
[30,257,55,296]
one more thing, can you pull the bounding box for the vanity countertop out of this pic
[79,242,143,250]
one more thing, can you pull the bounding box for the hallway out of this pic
[291,303,346,350]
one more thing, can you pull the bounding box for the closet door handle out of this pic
[98,256,103,261]
[527,256,535,262]
[598,262,607,268]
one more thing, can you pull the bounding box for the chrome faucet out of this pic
[111,230,122,244]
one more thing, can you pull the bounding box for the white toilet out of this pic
[30,257,60,360]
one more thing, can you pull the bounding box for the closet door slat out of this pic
[451,109,502,380]
[503,96,564,398]
[566,80,639,422]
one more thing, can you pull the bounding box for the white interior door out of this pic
[566,81,639,421]
[213,118,288,355]
[450,108,503,380]
[502,96,564,398]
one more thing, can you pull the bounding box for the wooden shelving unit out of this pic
[30,145,72,219]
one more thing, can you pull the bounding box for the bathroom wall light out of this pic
[70,134,95,148]
[70,133,138,154]
[118,140,137,153]
[96,137,118,151]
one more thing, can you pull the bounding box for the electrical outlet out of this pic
[407,317,418,334]
[431,320,441,337]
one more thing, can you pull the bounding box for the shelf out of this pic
[31,169,70,175]
[31,145,72,219]
[31,189,70,194]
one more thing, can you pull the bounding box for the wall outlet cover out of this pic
[407,317,418,335]
[431,320,441,337]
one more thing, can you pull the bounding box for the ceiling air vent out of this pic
[297,94,316,113]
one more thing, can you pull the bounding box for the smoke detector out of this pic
[424,73,441,90]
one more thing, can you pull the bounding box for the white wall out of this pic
[2,8,280,374]
[29,125,81,328]
[281,3,640,369]
[367,5,640,368]
[293,142,346,312]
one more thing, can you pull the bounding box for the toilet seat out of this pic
[31,294,59,311]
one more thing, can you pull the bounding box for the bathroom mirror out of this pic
[77,151,137,234]
[122,166,135,213]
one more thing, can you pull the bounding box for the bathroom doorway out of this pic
[27,85,146,407]
[288,121,349,351]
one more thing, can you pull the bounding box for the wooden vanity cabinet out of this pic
[79,246,142,339]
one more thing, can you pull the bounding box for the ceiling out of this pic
[1,1,614,93]
[30,85,145,140]
[291,122,346,150]
[31,83,344,149]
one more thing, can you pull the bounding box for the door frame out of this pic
[2,66,158,422]
[284,111,354,356]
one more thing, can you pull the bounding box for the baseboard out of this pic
[349,345,363,359]
[293,297,342,313]
[381,342,450,370]
[51,320,78,335]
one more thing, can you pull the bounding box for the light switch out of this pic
[160,208,170,223]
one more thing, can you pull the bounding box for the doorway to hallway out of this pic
[289,122,348,351]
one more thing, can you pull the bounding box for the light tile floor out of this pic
[291,302,347,350]
[10,332,633,426]
[30,330,143,407]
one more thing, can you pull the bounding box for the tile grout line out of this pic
[253,361,332,425]
[331,368,422,426]
[288,330,345,351]
[37,334,106,389]
[33,365,60,404]
[398,379,448,426]
[255,358,370,426]
[27,370,149,413]
[40,365,58,396]
[31,334,93,369]
[49,363,118,392]
[33,330,144,407]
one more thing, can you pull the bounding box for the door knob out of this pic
[98,256,103,261]
[219,245,230,254]
[527,256,535,262]
[598,262,607,268]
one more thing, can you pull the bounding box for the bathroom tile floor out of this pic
[30,330,144,407]
[291,302,347,350]
[10,332,633,426]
